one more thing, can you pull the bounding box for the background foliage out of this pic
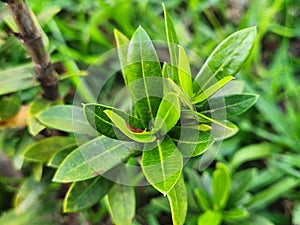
[0,0,299,224]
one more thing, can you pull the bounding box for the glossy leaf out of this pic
[153,92,180,135]
[47,148,74,168]
[196,113,238,139]
[104,109,156,143]
[142,135,183,195]
[227,168,256,207]
[163,4,179,83]
[167,175,187,225]
[212,163,231,210]
[53,136,135,183]
[240,215,275,225]
[194,27,257,95]
[84,103,143,140]
[114,29,129,85]
[230,143,277,170]
[193,76,234,104]
[178,46,193,97]
[247,177,299,210]
[195,188,211,211]
[197,94,258,119]
[125,26,163,127]
[106,183,136,225]
[64,176,113,212]
[198,210,222,225]
[37,105,97,135]
[0,94,21,120]
[169,126,214,157]
[0,65,37,95]
[24,136,77,163]
[166,78,193,109]
[223,208,249,222]
[28,99,51,136]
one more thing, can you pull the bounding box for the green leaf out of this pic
[194,27,257,95]
[0,94,21,120]
[0,65,37,95]
[194,188,211,211]
[142,135,183,195]
[223,208,249,222]
[166,78,194,109]
[104,109,156,143]
[230,143,277,170]
[28,99,51,136]
[247,177,299,210]
[47,148,74,168]
[240,215,275,225]
[193,76,234,104]
[197,210,222,225]
[292,202,300,225]
[37,105,97,135]
[24,136,77,163]
[212,163,231,210]
[167,175,187,225]
[227,168,256,207]
[63,176,113,212]
[178,46,193,97]
[53,136,135,183]
[152,92,180,135]
[197,94,258,119]
[169,126,214,157]
[125,26,163,127]
[106,183,136,225]
[163,4,179,83]
[114,29,129,85]
[84,103,143,140]
[196,113,238,139]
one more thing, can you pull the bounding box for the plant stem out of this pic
[2,0,60,100]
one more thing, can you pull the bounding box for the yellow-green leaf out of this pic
[142,135,183,195]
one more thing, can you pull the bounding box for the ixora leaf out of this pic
[197,94,259,119]
[169,126,214,157]
[163,4,179,83]
[63,176,113,212]
[0,93,21,120]
[167,175,187,225]
[166,77,194,110]
[152,92,180,135]
[84,103,144,140]
[37,105,97,135]
[193,76,234,104]
[125,26,163,127]
[106,183,136,225]
[53,136,135,183]
[0,64,37,95]
[212,163,231,210]
[178,46,193,97]
[193,27,257,96]
[28,98,51,136]
[142,135,183,195]
[105,109,156,143]
[198,210,222,225]
[223,208,249,222]
[24,136,77,163]
[196,113,238,140]
[114,29,129,84]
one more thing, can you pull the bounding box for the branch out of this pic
[2,0,60,100]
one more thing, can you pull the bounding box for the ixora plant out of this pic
[24,5,257,225]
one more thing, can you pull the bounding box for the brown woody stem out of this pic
[2,0,60,100]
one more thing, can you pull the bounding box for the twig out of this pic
[1,0,60,100]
